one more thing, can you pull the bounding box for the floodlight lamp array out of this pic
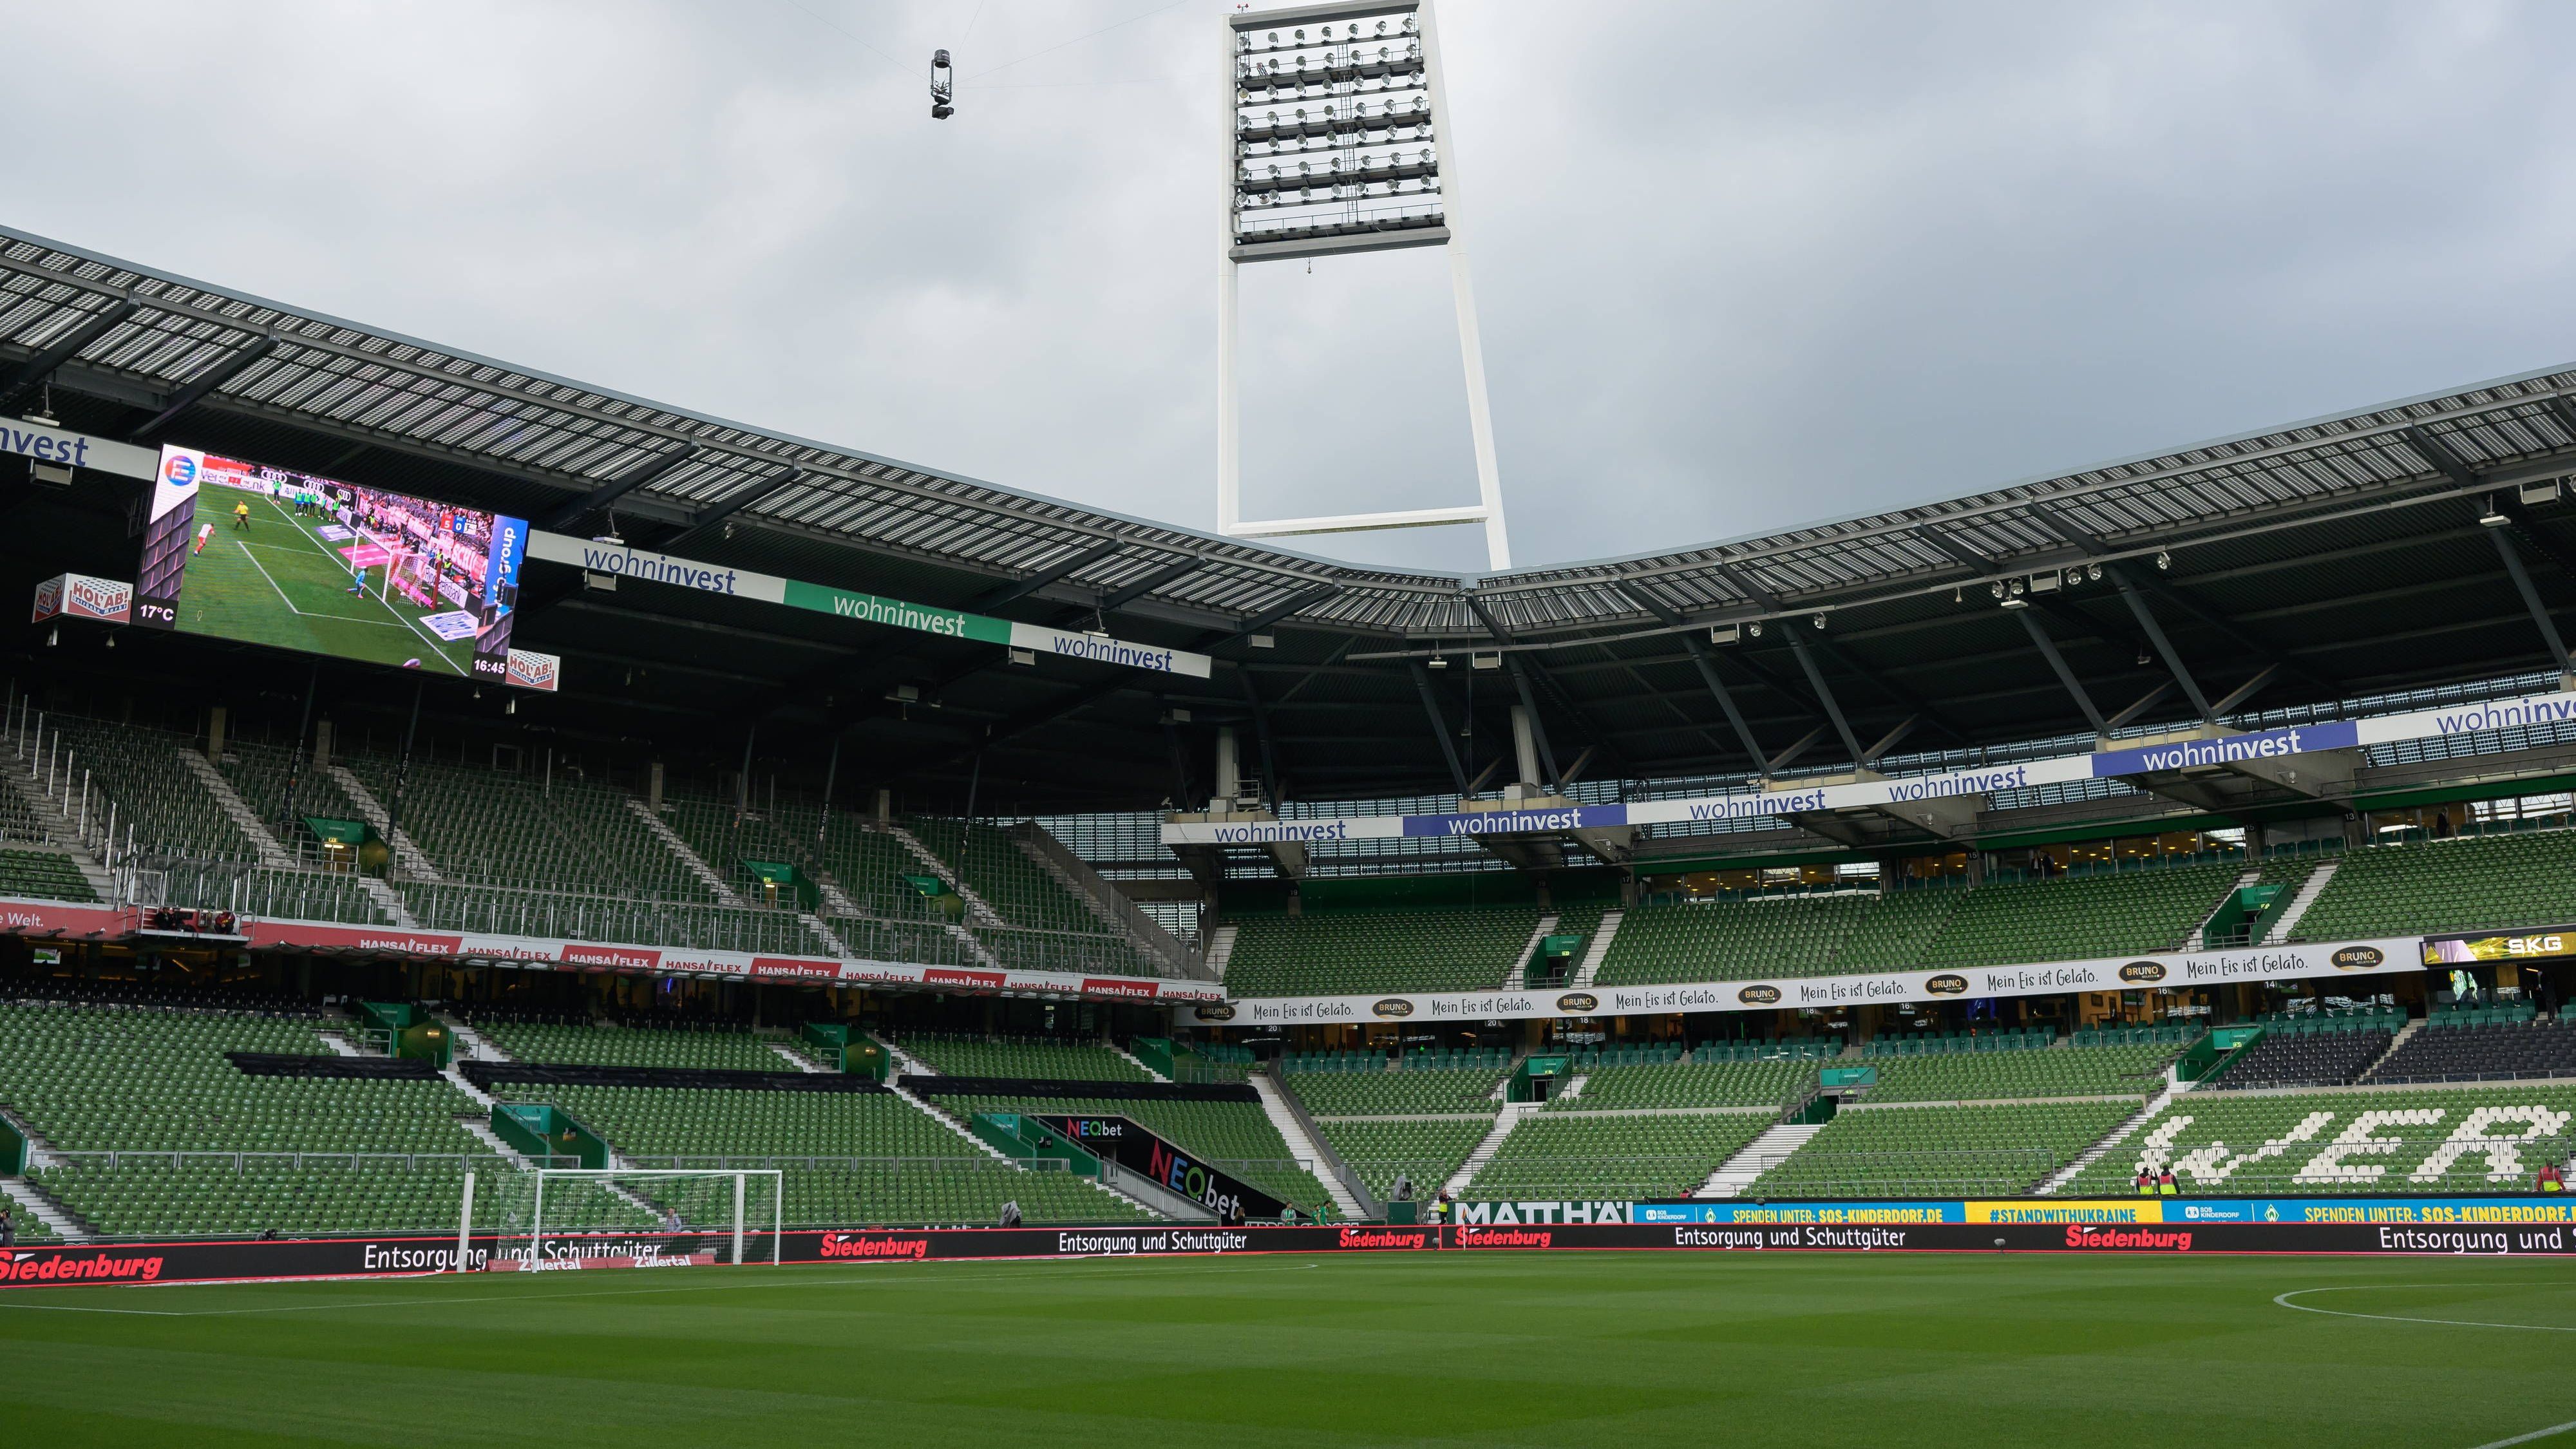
[1230,5,1444,255]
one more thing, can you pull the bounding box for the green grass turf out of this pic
[175,488,475,676]
[4,1253,2574,1448]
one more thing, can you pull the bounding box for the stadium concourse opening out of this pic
[3,222,2576,1288]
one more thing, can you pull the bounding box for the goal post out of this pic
[465,1167,783,1273]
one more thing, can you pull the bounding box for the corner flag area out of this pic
[175,489,478,675]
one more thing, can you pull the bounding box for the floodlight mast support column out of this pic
[1217,0,1511,571]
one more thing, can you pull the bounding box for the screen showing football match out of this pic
[133,445,529,679]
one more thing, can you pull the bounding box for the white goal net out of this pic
[464,1167,783,1273]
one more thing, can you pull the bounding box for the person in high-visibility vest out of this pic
[2539,1160,2566,1194]
[2157,1170,2179,1196]
[2134,1168,2157,1197]
[232,499,252,530]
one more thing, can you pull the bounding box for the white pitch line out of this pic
[0,1258,1323,1317]
[236,545,408,627]
[2275,1284,2576,1334]
[2470,1421,2576,1449]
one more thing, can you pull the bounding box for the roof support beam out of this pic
[2487,525,2575,681]
[1784,633,1866,766]
[0,298,138,417]
[1860,713,1920,766]
[1615,580,1770,774]
[1505,656,1563,788]
[2496,495,2576,587]
[2207,663,2282,718]
[2104,680,2174,731]
[2014,607,2110,736]
[1764,723,1830,776]
[974,538,1126,611]
[1237,668,1282,804]
[2114,574,2215,722]
[1409,661,1473,794]
[539,444,702,531]
[128,335,278,440]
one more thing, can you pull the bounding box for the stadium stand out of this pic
[1306,1116,1491,1202]
[0,848,96,902]
[1593,894,1868,985]
[158,858,390,925]
[2289,829,2576,940]
[463,1015,790,1074]
[1915,860,2240,967]
[2211,1023,2395,1091]
[1220,905,1544,997]
[0,999,527,1236]
[1828,884,1965,972]
[213,739,367,850]
[1549,1058,1814,1112]
[889,1034,1151,1083]
[1861,1039,2187,1103]
[2368,1014,2576,1083]
[47,715,260,859]
[1748,1101,2134,1197]
[903,816,1112,937]
[398,880,815,954]
[529,1084,1149,1226]
[1287,1065,1507,1116]
[340,755,714,903]
[1468,1111,1777,1200]
[2068,1084,2576,1195]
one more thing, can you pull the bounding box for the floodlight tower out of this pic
[1217,0,1511,570]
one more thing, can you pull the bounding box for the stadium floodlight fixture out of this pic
[2087,563,2103,581]
[1471,650,1501,669]
[2478,499,2510,527]
[1217,1,1511,570]
[2155,550,2171,571]
[931,49,955,118]
[1998,596,2028,611]
[1812,612,1827,629]
[1709,623,1741,645]
[1426,652,1448,667]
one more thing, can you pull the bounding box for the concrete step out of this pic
[629,799,743,905]
[1202,923,1240,981]
[1694,1121,1824,1198]
[1443,1101,1538,1197]
[1,1176,91,1242]
[1249,1074,1363,1220]
[2035,1089,2176,1195]
[1502,913,1559,989]
[177,748,296,867]
[2262,860,2339,943]
[325,766,441,880]
[1569,911,1624,990]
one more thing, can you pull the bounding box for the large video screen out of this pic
[134,446,529,680]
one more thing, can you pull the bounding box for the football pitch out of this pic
[175,491,477,676]
[4,1253,2573,1448]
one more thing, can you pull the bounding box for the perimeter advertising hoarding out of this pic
[14,1209,2576,1289]
[1027,1113,1292,1222]
[2424,928,2576,965]
[133,446,533,683]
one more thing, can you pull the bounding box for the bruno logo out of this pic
[2331,946,2385,971]
[2118,961,2166,983]
[1924,974,1970,996]
[1737,985,1782,1005]
[1371,998,1415,1019]
[1193,1003,1236,1022]
[1555,992,1598,1013]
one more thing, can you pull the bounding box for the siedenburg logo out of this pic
[1738,985,1782,1005]
[1456,1227,1555,1249]
[2064,1226,2193,1251]
[1372,998,1415,1019]
[1,1251,165,1282]
[1556,992,1598,1013]
[1924,974,1970,996]
[1193,1003,1236,1021]
[819,1233,929,1260]
[2331,946,2385,971]
[1338,1227,1434,1250]
[2119,961,2167,983]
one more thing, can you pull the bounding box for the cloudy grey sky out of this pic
[8,1,2575,575]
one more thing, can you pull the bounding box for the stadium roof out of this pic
[3,224,2572,814]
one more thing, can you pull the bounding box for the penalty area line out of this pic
[2274,1284,2576,1334]
[2470,1422,2576,1449]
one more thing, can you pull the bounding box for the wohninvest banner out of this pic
[1160,690,2576,844]
[529,533,1211,678]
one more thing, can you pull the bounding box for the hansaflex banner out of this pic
[0,896,1220,1008]
[1160,690,2576,845]
[1221,937,2420,1025]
